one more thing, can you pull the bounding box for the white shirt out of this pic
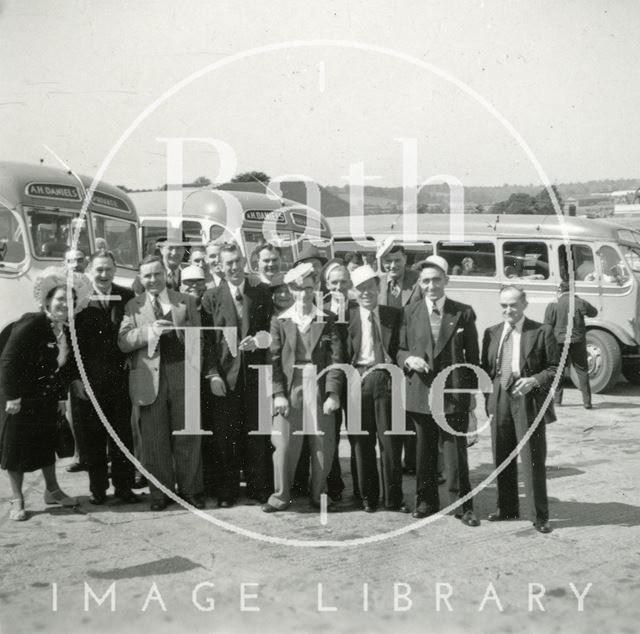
[92,283,112,308]
[356,306,382,366]
[424,295,446,316]
[227,280,246,316]
[498,316,525,377]
[278,304,326,334]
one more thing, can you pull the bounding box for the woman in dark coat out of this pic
[0,268,90,520]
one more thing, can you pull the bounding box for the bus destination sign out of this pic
[26,183,81,201]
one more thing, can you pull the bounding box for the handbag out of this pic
[55,413,75,459]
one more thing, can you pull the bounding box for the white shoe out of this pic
[9,498,27,521]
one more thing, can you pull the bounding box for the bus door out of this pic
[558,243,601,302]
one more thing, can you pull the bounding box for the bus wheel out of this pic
[574,330,621,393]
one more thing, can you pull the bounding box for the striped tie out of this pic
[430,305,441,343]
[498,325,514,388]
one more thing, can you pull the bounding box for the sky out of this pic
[1,0,639,190]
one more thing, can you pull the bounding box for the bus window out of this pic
[621,244,640,274]
[0,208,26,266]
[503,241,549,280]
[598,245,631,286]
[405,245,434,270]
[437,241,496,276]
[141,222,197,261]
[559,244,597,282]
[24,207,90,259]
[92,215,139,268]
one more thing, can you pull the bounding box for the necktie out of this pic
[430,305,442,343]
[390,281,401,298]
[498,325,514,388]
[235,288,243,320]
[152,295,163,320]
[369,312,385,364]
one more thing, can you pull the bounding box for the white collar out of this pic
[227,279,246,296]
[504,316,525,333]
[425,295,446,313]
[148,288,171,307]
[359,305,380,321]
[93,283,112,297]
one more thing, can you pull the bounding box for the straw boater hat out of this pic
[283,262,315,286]
[350,265,379,289]
[417,255,449,275]
[180,265,205,281]
[33,266,93,314]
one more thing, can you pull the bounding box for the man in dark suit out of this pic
[202,242,273,507]
[378,244,422,476]
[72,252,139,505]
[544,281,597,409]
[481,285,559,534]
[397,256,480,526]
[118,255,203,511]
[346,266,409,513]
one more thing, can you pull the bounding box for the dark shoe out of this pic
[458,510,480,527]
[150,499,169,511]
[132,475,148,489]
[412,502,436,519]
[328,491,343,502]
[113,489,140,504]
[89,492,107,505]
[181,495,205,510]
[387,503,410,514]
[250,493,270,505]
[584,403,593,410]
[218,499,235,509]
[534,519,553,534]
[262,503,279,513]
[487,511,520,522]
[362,502,377,513]
[66,462,87,473]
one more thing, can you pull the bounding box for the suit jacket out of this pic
[201,280,272,392]
[269,311,344,401]
[118,289,201,406]
[0,312,72,402]
[397,297,479,415]
[378,269,422,307]
[346,304,402,366]
[481,317,559,425]
[543,293,598,344]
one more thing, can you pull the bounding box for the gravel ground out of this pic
[1,382,639,634]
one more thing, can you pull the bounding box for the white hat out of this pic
[283,262,315,286]
[420,255,449,275]
[33,266,93,314]
[181,265,205,281]
[350,265,379,289]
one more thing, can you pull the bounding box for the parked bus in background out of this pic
[329,213,640,393]
[0,161,140,329]
[129,185,333,273]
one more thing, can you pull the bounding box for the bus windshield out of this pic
[0,207,27,266]
[24,206,90,259]
[92,214,139,268]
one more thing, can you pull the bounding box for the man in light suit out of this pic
[204,241,225,289]
[481,285,559,534]
[397,256,480,526]
[118,254,203,511]
[201,242,273,507]
[346,266,409,513]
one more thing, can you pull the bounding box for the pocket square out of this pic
[456,327,464,333]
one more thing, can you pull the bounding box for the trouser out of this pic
[77,387,135,496]
[200,381,219,495]
[407,411,473,513]
[69,391,89,464]
[555,339,591,406]
[211,378,273,502]
[268,399,336,509]
[353,369,404,508]
[326,403,359,497]
[139,361,202,502]
[492,384,548,522]
[403,432,416,471]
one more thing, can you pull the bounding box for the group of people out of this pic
[1,238,583,534]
